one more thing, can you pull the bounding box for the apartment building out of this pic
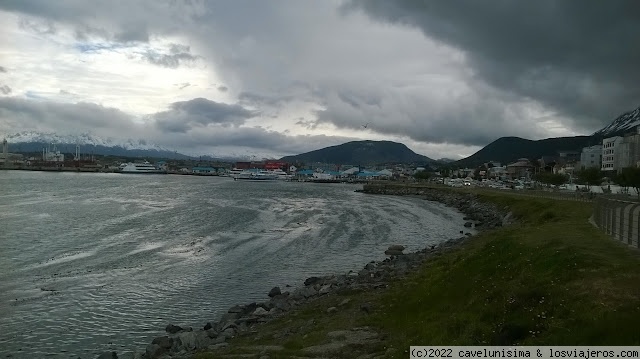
[580,145,602,169]
[601,126,640,173]
[601,136,623,171]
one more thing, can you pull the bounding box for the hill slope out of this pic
[280,140,433,165]
[455,136,596,167]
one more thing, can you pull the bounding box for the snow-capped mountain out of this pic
[2,131,196,160]
[5,131,168,152]
[592,106,640,138]
[1,131,277,161]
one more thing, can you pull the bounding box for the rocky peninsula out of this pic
[97,186,513,359]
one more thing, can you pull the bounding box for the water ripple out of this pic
[0,172,470,358]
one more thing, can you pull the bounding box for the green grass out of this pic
[195,187,640,358]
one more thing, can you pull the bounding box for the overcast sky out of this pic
[0,1,638,160]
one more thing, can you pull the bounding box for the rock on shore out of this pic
[98,187,511,359]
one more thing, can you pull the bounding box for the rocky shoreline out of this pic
[96,187,513,359]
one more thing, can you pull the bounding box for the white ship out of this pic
[228,168,245,177]
[267,168,293,181]
[234,169,278,181]
[118,161,166,174]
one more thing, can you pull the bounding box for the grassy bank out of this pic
[196,186,640,358]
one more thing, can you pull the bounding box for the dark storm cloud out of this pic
[18,17,57,35]
[337,91,381,109]
[0,66,7,73]
[238,92,295,108]
[0,0,88,21]
[0,85,12,95]
[0,97,135,133]
[312,77,561,147]
[153,98,257,133]
[295,118,318,130]
[154,125,356,157]
[73,24,110,42]
[114,23,149,43]
[3,0,602,153]
[344,0,640,130]
[143,44,199,68]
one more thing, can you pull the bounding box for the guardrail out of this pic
[592,197,640,248]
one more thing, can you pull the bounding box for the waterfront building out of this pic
[506,158,534,180]
[42,144,65,162]
[601,127,640,173]
[601,136,623,172]
[580,145,603,169]
[0,139,24,166]
[192,166,216,174]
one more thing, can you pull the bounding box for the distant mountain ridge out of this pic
[592,106,640,138]
[453,105,640,167]
[454,136,596,167]
[3,131,225,160]
[280,140,433,165]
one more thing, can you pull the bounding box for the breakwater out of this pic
[97,185,512,359]
[360,184,514,229]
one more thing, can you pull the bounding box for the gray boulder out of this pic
[145,344,166,359]
[387,244,405,251]
[151,336,173,349]
[268,286,281,297]
[253,307,270,316]
[165,324,183,334]
[384,249,404,256]
[96,352,118,359]
[304,276,322,286]
[173,331,198,352]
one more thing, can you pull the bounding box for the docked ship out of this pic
[118,161,166,174]
[234,169,279,181]
[267,168,293,181]
[228,168,245,177]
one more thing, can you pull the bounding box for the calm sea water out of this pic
[0,171,470,358]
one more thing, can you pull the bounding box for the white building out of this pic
[377,169,393,178]
[340,166,360,176]
[580,145,602,169]
[43,145,65,162]
[616,127,640,171]
[313,172,336,180]
[488,166,507,179]
[601,137,623,171]
[601,127,640,172]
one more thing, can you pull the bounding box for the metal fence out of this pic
[592,197,640,248]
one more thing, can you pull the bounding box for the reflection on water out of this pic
[0,171,470,358]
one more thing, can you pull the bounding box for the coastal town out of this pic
[1,125,640,191]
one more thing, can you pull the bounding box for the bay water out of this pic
[0,171,470,358]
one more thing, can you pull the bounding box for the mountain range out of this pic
[592,106,640,138]
[3,132,192,160]
[4,105,639,167]
[453,136,597,168]
[453,105,640,167]
[2,132,268,161]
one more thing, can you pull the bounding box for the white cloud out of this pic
[0,1,606,161]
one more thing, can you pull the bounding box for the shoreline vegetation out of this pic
[99,184,640,359]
